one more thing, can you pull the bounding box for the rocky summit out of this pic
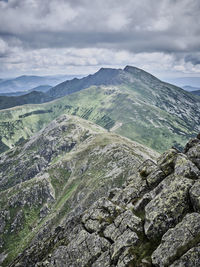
[2,127,199,266]
[0,114,157,266]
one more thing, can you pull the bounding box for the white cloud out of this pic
[0,0,200,77]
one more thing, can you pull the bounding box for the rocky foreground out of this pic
[0,114,157,266]
[7,132,200,266]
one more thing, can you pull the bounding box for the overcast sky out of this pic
[0,0,200,78]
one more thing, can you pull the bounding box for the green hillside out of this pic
[0,66,200,153]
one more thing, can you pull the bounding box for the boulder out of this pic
[170,244,200,267]
[157,148,178,176]
[189,180,200,212]
[144,176,194,239]
[152,213,200,266]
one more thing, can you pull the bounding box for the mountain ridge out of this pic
[3,123,200,267]
[0,65,200,153]
[0,114,158,266]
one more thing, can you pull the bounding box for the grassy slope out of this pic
[0,83,198,153]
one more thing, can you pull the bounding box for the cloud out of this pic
[0,0,200,77]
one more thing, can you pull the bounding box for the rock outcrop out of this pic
[0,114,158,266]
[7,132,200,267]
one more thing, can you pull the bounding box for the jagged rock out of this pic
[144,176,194,239]
[110,172,148,206]
[170,244,200,267]
[117,248,135,267]
[110,184,140,206]
[82,198,123,233]
[50,230,110,266]
[184,138,200,153]
[91,251,112,267]
[114,210,143,233]
[152,213,200,266]
[157,148,178,175]
[111,229,139,262]
[108,188,122,200]
[185,141,200,169]
[104,210,143,242]
[138,159,166,189]
[189,180,200,212]
[104,223,122,242]
[174,154,200,179]
[133,192,152,212]
[145,168,166,188]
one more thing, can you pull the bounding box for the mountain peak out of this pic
[124,65,143,73]
[124,65,161,82]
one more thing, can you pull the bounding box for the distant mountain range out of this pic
[0,65,200,153]
[165,77,200,88]
[0,74,82,93]
[191,89,200,96]
[0,85,52,96]
[182,85,200,92]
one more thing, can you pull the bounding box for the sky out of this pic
[0,0,200,79]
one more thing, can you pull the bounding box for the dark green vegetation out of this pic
[0,91,47,110]
[0,66,200,153]
[0,115,158,266]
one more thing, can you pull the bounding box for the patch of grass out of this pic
[2,206,41,266]
[48,167,71,197]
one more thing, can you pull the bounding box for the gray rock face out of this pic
[152,213,200,266]
[144,176,194,239]
[157,148,178,175]
[189,180,200,212]
[0,114,158,266]
[174,154,200,179]
[82,198,123,233]
[170,245,200,267]
[186,140,200,169]
[2,122,200,266]
[50,230,110,267]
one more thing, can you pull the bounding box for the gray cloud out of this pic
[185,54,200,65]
[0,0,200,77]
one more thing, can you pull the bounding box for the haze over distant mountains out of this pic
[191,90,200,96]
[0,74,83,93]
[0,85,52,97]
[0,65,200,154]
[165,77,200,89]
